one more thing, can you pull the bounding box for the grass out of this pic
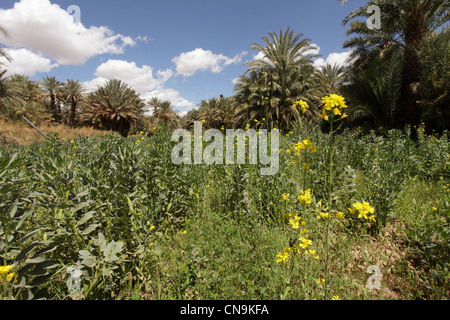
[0,121,448,300]
[0,118,110,145]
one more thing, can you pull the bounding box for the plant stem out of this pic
[324,119,334,300]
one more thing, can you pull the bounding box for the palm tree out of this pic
[0,25,11,67]
[342,0,450,130]
[148,97,164,116]
[85,79,145,137]
[237,27,320,131]
[196,96,236,129]
[311,63,347,98]
[62,79,85,128]
[180,108,201,130]
[151,99,179,130]
[41,76,62,123]
[0,75,49,123]
[341,52,403,130]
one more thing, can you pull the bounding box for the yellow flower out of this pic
[288,215,301,229]
[0,265,12,275]
[282,212,294,222]
[350,201,375,220]
[298,189,312,205]
[316,278,325,285]
[432,207,437,211]
[293,100,309,113]
[321,94,347,121]
[6,273,15,282]
[282,193,290,201]
[149,225,156,231]
[332,295,340,300]
[299,237,312,249]
[317,210,329,220]
[276,251,289,264]
[336,211,345,220]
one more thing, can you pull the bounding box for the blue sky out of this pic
[0,0,367,115]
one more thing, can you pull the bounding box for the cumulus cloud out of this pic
[313,51,353,69]
[0,48,59,76]
[172,48,247,77]
[83,59,171,94]
[142,88,195,111]
[0,0,135,65]
[83,59,194,113]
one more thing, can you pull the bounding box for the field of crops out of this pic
[0,124,449,300]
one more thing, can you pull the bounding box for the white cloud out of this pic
[172,48,247,77]
[84,59,170,94]
[142,88,195,111]
[313,51,353,69]
[83,59,194,114]
[302,43,321,56]
[0,0,135,65]
[0,48,59,76]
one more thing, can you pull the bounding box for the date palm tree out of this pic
[85,79,146,137]
[62,79,85,128]
[151,99,179,130]
[237,27,320,131]
[311,63,347,98]
[41,76,62,123]
[197,96,236,129]
[0,25,11,67]
[341,0,449,130]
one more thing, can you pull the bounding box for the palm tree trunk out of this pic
[396,7,426,132]
[50,93,60,122]
[68,97,77,128]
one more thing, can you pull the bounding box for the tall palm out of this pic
[148,97,164,116]
[342,0,450,129]
[149,98,180,129]
[311,63,347,97]
[197,96,236,129]
[0,25,11,67]
[238,27,320,131]
[41,76,62,123]
[341,52,403,130]
[62,79,85,128]
[180,108,201,130]
[0,75,49,123]
[85,79,145,137]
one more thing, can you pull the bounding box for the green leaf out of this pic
[15,243,39,261]
[81,224,99,235]
[25,256,46,264]
[8,202,18,219]
[76,211,96,227]
[72,201,94,213]
[76,190,90,198]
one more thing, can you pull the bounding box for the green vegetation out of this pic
[0,124,448,300]
[0,0,449,300]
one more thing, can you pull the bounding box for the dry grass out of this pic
[0,118,110,145]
